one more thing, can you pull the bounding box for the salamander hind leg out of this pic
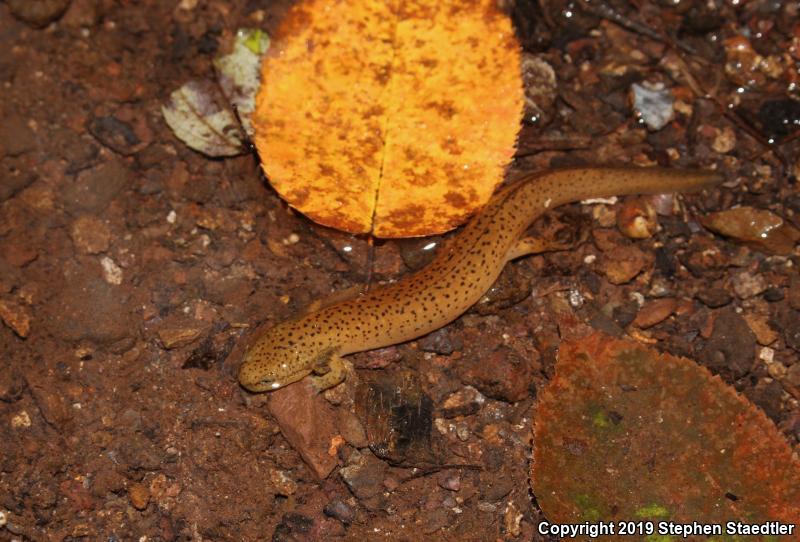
[505,236,572,262]
[310,350,349,392]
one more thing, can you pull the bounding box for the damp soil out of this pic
[1,1,799,541]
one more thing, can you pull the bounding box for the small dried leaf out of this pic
[161,80,244,157]
[702,206,800,255]
[532,333,800,540]
[214,28,270,138]
[253,0,523,237]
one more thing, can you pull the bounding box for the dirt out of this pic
[1,1,798,541]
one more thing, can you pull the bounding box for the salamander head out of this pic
[238,324,315,392]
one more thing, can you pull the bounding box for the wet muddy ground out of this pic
[1,1,799,540]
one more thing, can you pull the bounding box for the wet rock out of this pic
[69,215,111,254]
[268,469,298,497]
[695,288,732,308]
[439,386,485,418]
[339,452,387,501]
[418,328,460,355]
[632,298,677,329]
[27,375,72,425]
[6,0,71,27]
[119,433,161,472]
[0,114,37,156]
[128,482,150,510]
[438,473,460,492]
[731,271,767,299]
[268,384,339,479]
[62,159,130,215]
[323,498,355,525]
[459,346,532,402]
[336,409,368,449]
[611,300,639,328]
[702,207,800,255]
[0,236,38,267]
[0,297,32,338]
[599,245,649,284]
[90,464,125,498]
[44,277,133,343]
[699,308,756,378]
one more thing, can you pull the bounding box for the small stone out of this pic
[695,288,732,308]
[440,386,485,418]
[788,276,800,310]
[503,501,523,538]
[617,197,658,239]
[748,380,783,421]
[0,297,31,338]
[731,271,767,299]
[0,368,24,402]
[0,237,38,267]
[269,469,298,497]
[632,298,677,329]
[699,308,756,378]
[438,473,461,492]
[743,314,778,346]
[100,256,123,285]
[323,498,355,525]
[157,325,204,349]
[418,328,458,355]
[762,287,784,302]
[128,482,150,510]
[459,346,532,402]
[70,216,111,254]
[599,246,649,285]
[339,453,387,501]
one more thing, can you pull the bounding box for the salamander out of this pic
[239,167,721,392]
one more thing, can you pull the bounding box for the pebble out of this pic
[157,323,204,349]
[338,453,387,501]
[743,314,778,346]
[128,482,150,510]
[788,276,800,310]
[6,0,71,27]
[617,197,658,239]
[439,387,485,418]
[632,298,677,329]
[418,328,459,355]
[731,271,767,299]
[695,288,732,308]
[88,115,143,155]
[599,246,649,285]
[0,297,32,338]
[762,287,784,302]
[459,346,532,402]
[699,308,756,378]
[100,256,123,285]
[70,216,111,254]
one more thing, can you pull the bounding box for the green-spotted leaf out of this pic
[532,333,800,541]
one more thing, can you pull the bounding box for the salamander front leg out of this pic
[310,353,348,392]
[505,236,572,262]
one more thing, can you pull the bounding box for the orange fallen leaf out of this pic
[253,0,523,237]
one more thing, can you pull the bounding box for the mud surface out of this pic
[1,1,799,540]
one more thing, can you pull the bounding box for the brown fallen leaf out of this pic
[531,333,800,541]
[253,0,523,237]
